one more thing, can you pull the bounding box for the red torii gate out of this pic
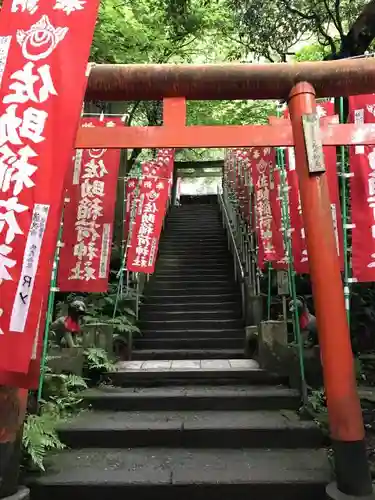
[77,58,375,500]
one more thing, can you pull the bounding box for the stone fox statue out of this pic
[50,299,86,348]
[289,296,318,347]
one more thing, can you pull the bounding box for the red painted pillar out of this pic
[288,83,373,498]
[0,387,29,499]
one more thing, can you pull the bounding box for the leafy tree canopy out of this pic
[226,0,375,61]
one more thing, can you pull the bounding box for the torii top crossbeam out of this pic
[85,58,375,102]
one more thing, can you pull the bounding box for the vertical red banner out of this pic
[285,145,308,273]
[126,149,174,274]
[349,94,375,281]
[322,115,344,272]
[57,117,121,292]
[124,176,139,243]
[284,102,342,273]
[269,164,287,269]
[251,147,279,267]
[0,0,100,375]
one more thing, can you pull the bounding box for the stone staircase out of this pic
[135,200,245,360]
[28,197,331,500]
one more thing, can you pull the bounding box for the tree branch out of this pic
[339,0,375,57]
[127,101,141,126]
[322,0,343,37]
[278,0,315,21]
[279,0,336,54]
[334,0,344,38]
[313,12,337,55]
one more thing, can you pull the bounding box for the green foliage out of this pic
[294,43,332,62]
[304,388,329,429]
[227,0,373,61]
[23,411,65,472]
[84,347,115,372]
[23,369,88,471]
[187,100,277,126]
[42,370,88,414]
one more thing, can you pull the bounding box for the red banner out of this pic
[322,116,344,272]
[269,164,288,269]
[283,102,343,273]
[251,147,281,267]
[124,176,139,243]
[126,176,170,273]
[0,0,99,375]
[126,149,174,274]
[349,94,375,281]
[228,149,249,221]
[57,117,121,292]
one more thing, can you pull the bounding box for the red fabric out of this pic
[268,162,285,267]
[324,137,344,272]
[299,310,310,330]
[283,103,343,273]
[348,94,375,281]
[250,147,278,268]
[270,165,288,270]
[0,296,47,389]
[124,177,139,242]
[126,150,174,274]
[0,0,99,376]
[57,117,121,293]
[64,316,80,333]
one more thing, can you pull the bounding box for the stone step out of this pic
[131,349,244,360]
[159,240,227,248]
[139,329,245,339]
[154,263,232,272]
[140,310,242,322]
[28,448,330,500]
[142,293,241,305]
[161,233,226,240]
[165,220,222,227]
[149,274,234,282]
[140,301,241,313]
[163,224,224,230]
[134,337,244,350]
[156,256,232,265]
[145,283,239,295]
[153,268,233,277]
[108,365,286,387]
[161,232,226,239]
[58,410,325,449]
[159,248,230,256]
[139,319,244,331]
[162,228,225,235]
[83,385,302,412]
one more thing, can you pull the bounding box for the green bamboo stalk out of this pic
[37,217,64,403]
[339,97,351,324]
[278,147,308,404]
[267,262,272,320]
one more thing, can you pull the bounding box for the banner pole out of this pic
[37,208,65,403]
[267,263,272,320]
[339,96,351,324]
[278,147,307,403]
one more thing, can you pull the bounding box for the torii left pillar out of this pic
[288,82,374,499]
[0,387,29,499]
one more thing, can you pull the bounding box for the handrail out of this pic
[218,190,245,281]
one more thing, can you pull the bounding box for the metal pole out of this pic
[339,97,351,324]
[267,263,272,320]
[288,82,372,499]
[37,213,64,403]
[278,148,307,403]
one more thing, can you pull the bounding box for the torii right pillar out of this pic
[288,82,374,499]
